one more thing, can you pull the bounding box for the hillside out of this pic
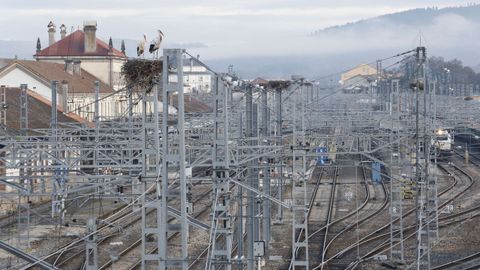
[315,5,480,35]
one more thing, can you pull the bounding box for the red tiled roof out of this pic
[3,87,88,131]
[252,77,269,86]
[35,30,125,58]
[0,59,113,94]
[170,94,212,113]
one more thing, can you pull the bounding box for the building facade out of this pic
[35,21,127,90]
[341,64,377,85]
[0,59,119,121]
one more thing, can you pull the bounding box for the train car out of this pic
[431,129,453,153]
[400,174,414,199]
[371,162,382,184]
[316,146,329,165]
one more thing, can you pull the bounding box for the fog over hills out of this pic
[207,4,480,79]
[2,4,480,79]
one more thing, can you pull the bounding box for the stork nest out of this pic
[268,80,291,89]
[121,59,163,91]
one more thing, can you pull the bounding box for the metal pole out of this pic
[20,84,28,136]
[261,88,271,247]
[209,76,232,270]
[245,84,254,270]
[275,88,283,222]
[236,112,244,269]
[252,103,259,244]
[85,217,98,270]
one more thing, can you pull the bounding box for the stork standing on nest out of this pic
[137,34,147,58]
[149,30,164,59]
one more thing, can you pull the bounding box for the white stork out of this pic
[149,30,164,59]
[137,34,147,58]
[47,21,55,29]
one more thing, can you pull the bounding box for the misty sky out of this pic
[1,0,478,60]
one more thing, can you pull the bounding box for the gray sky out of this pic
[0,1,478,59]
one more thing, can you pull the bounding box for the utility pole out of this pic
[245,84,255,270]
[85,217,98,270]
[140,49,189,269]
[274,87,284,223]
[261,87,271,248]
[291,82,309,269]
[208,75,232,270]
[0,85,6,127]
[389,79,404,264]
[252,103,260,244]
[235,111,244,269]
[18,83,31,249]
[414,46,430,270]
[140,76,161,270]
[161,48,189,269]
[51,80,66,225]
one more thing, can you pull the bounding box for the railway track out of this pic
[309,162,455,269]
[343,162,475,269]
[22,200,135,269]
[116,182,242,270]
[432,251,480,270]
[95,184,214,270]
[319,168,389,269]
[307,166,338,270]
[193,164,327,270]
[286,166,325,269]
[21,175,208,270]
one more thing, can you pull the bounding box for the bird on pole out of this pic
[47,21,55,29]
[149,30,165,59]
[137,34,147,58]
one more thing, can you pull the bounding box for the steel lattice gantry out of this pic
[208,75,233,269]
[291,82,309,269]
[389,79,405,263]
[140,48,189,269]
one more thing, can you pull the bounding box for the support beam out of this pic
[245,84,255,270]
[261,88,271,248]
[208,75,233,270]
[0,240,59,270]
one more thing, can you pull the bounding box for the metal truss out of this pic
[207,75,233,269]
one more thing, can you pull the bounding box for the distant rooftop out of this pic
[0,59,113,94]
[35,30,125,58]
[1,87,87,131]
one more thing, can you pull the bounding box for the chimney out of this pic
[73,60,82,76]
[61,80,69,112]
[83,21,97,53]
[121,40,126,55]
[36,38,41,53]
[60,24,67,39]
[64,59,74,75]
[47,21,56,46]
[108,37,114,55]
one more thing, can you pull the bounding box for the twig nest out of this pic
[121,59,163,92]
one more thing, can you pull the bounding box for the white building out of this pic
[35,21,127,90]
[183,57,212,93]
[0,59,118,121]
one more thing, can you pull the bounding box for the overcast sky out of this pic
[0,1,478,59]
